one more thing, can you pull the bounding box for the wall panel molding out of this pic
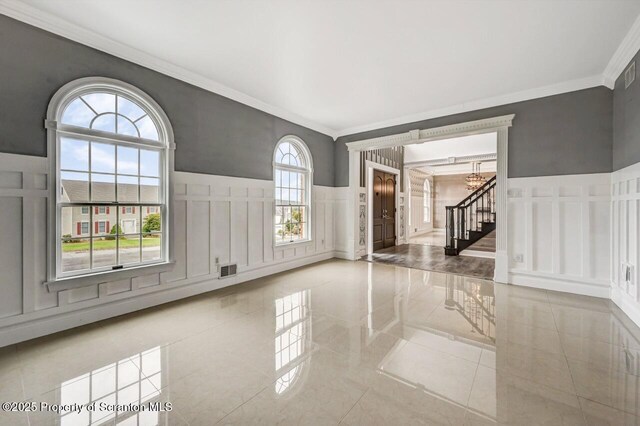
[507,173,611,297]
[0,154,346,347]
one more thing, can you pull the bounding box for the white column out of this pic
[494,127,509,283]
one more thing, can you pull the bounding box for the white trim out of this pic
[0,0,336,138]
[0,0,620,140]
[347,115,512,282]
[509,272,610,299]
[603,13,640,88]
[366,161,400,255]
[47,77,175,283]
[405,153,497,168]
[336,77,602,137]
[273,135,313,247]
[345,115,514,151]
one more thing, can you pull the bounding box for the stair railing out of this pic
[445,175,497,255]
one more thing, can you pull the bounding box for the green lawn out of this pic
[62,237,160,252]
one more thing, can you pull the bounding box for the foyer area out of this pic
[3,260,639,425]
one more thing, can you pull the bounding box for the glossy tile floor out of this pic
[409,230,446,247]
[2,259,640,425]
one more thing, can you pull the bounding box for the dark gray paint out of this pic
[335,87,613,186]
[0,15,336,186]
[613,50,640,171]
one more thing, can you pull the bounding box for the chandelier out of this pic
[465,162,486,191]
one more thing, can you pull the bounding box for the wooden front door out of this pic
[372,170,396,251]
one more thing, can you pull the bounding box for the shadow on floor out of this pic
[362,243,495,280]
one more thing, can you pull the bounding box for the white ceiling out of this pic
[405,133,496,163]
[4,0,640,137]
[416,161,497,176]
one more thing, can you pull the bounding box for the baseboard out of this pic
[459,250,495,259]
[334,250,357,260]
[611,286,640,328]
[0,251,338,347]
[508,272,610,298]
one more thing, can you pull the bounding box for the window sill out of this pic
[45,261,175,293]
[275,239,313,249]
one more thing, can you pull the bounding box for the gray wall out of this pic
[0,15,336,186]
[613,51,640,171]
[335,87,613,186]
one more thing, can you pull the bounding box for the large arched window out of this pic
[273,136,312,245]
[47,77,174,280]
[423,179,431,223]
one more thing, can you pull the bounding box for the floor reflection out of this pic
[59,347,162,425]
[8,260,640,425]
[274,290,312,395]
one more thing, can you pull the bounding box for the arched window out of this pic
[273,136,312,245]
[47,77,174,279]
[423,179,431,223]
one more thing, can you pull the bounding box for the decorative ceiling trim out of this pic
[405,152,497,168]
[336,76,604,138]
[603,14,640,88]
[0,0,338,138]
[346,115,515,152]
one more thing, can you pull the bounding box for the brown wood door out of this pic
[372,169,396,251]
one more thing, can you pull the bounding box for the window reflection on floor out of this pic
[274,290,311,395]
[59,346,162,426]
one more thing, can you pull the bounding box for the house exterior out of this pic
[60,180,160,238]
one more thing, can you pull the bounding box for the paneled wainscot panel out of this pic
[0,153,347,347]
[507,174,610,297]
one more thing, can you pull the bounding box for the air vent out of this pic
[625,62,636,89]
[219,263,237,279]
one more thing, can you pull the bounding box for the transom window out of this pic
[50,78,172,279]
[274,137,312,245]
[423,179,431,223]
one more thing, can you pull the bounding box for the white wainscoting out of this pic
[507,173,611,297]
[611,162,640,326]
[0,153,347,346]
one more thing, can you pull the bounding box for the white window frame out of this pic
[80,221,90,236]
[423,178,431,223]
[45,77,175,288]
[273,135,313,247]
[81,206,89,215]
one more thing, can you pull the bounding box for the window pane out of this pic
[142,234,161,262]
[82,93,115,114]
[137,115,159,141]
[60,138,89,171]
[119,234,141,265]
[91,142,116,174]
[117,175,139,203]
[140,150,160,177]
[142,207,161,233]
[91,237,117,269]
[120,205,140,234]
[91,113,116,133]
[117,116,139,137]
[140,178,159,203]
[117,146,138,175]
[117,96,146,122]
[61,98,95,128]
[60,172,89,202]
[91,174,115,202]
[61,237,90,273]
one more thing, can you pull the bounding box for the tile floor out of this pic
[364,244,495,280]
[1,259,640,425]
[409,230,446,247]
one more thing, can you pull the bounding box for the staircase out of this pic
[444,175,496,256]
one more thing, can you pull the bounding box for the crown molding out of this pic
[336,75,604,138]
[0,0,338,138]
[603,14,640,88]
